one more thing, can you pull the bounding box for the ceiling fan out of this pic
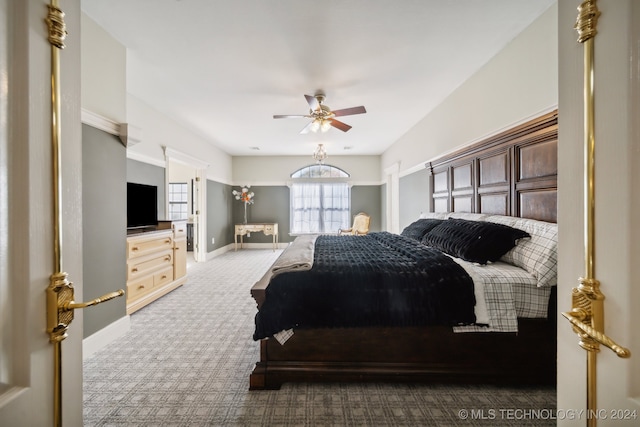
[273,92,366,134]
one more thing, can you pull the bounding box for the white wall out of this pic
[126,94,233,184]
[232,155,381,185]
[81,12,233,185]
[381,4,558,176]
[81,13,126,123]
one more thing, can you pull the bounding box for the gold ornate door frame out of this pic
[561,1,631,426]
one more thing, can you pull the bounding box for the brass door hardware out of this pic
[561,279,630,358]
[46,2,124,425]
[47,272,124,343]
[562,2,631,426]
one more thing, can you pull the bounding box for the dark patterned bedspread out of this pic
[253,232,476,340]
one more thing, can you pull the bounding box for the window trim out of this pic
[289,164,352,235]
[168,181,189,220]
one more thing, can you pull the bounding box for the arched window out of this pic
[290,164,351,234]
[291,164,350,179]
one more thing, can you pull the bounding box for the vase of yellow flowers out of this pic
[232,186,255,224]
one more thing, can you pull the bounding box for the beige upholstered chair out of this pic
[338,212,371,235]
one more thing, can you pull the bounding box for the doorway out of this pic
[165,147,208,264]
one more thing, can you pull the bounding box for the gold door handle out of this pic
[47,272,125,343]
[63,289,125,311]
[562,309,631,358]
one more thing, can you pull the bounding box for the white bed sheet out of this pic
[449,258,546,333]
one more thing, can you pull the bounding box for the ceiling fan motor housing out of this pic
[311,104,334,118]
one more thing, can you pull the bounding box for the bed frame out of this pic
[250,111,558,390]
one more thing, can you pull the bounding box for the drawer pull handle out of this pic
[165,255,172,262]
[131,246,139,251]
[165,239,172,244]
[137,285,145,290]
[177,229,184,233]
[131,268,138,273]
[161,275,167,279]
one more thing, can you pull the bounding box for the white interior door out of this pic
[0,0,83,425]
[557,1,640,425]
[193,172,207,262]
[165,148,208,262]
[192,175,200,260]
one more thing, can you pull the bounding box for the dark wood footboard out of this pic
[250,316,556,390]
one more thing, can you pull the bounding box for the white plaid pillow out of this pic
[484,215,558,287]
[418,212,448,220]
[446,212,491,221]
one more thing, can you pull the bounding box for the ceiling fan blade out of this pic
[273,114,311,119]
[332,106,367,117]
[305,94,320,111]
[299,121,315,134]
[329,118,352,132]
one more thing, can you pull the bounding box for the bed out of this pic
[249,111,558,390]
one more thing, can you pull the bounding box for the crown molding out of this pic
[126,150,166,168]
[81,108,121,137]
[163,146,209,170]
[119,123,142,147]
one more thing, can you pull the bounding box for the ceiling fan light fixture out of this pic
[310,119,321,133]
[320,119,332,132]
[274,93,366,134]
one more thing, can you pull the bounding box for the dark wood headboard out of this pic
[426,110,558,223]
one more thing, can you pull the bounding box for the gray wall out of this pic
[229,185,382,244]
[206,179,233,251]
[126,158,166,220]
[351,185,382,233]
[399,168,430,231]
[82,124,127,338]
[123,167,385,252]
[233,186,294,244]
[380,183,387,231]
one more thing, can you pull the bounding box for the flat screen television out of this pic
[127,182,158,229]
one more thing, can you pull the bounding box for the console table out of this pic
[235,223,278,251]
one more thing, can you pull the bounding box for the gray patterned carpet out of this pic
[84,249,556,426]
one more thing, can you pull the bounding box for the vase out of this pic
[243,202,248,224]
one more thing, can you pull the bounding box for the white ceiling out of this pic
[81,0,556,157]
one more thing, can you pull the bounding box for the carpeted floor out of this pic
[83,249,556,426]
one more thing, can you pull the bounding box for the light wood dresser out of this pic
[126,220,188,314]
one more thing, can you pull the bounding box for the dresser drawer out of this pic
[127,232,173,259]
[127,275,154,300]
[127,249,173,281]
[172,221,187,238]
[154,266,174,288]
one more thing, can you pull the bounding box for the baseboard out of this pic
[206,243,287,261]
[83,315,131,360]
[206,244,234,260]
[231,242,288,251]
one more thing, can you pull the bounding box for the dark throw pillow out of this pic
[400,218,444,241]
[421,218,530,264]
